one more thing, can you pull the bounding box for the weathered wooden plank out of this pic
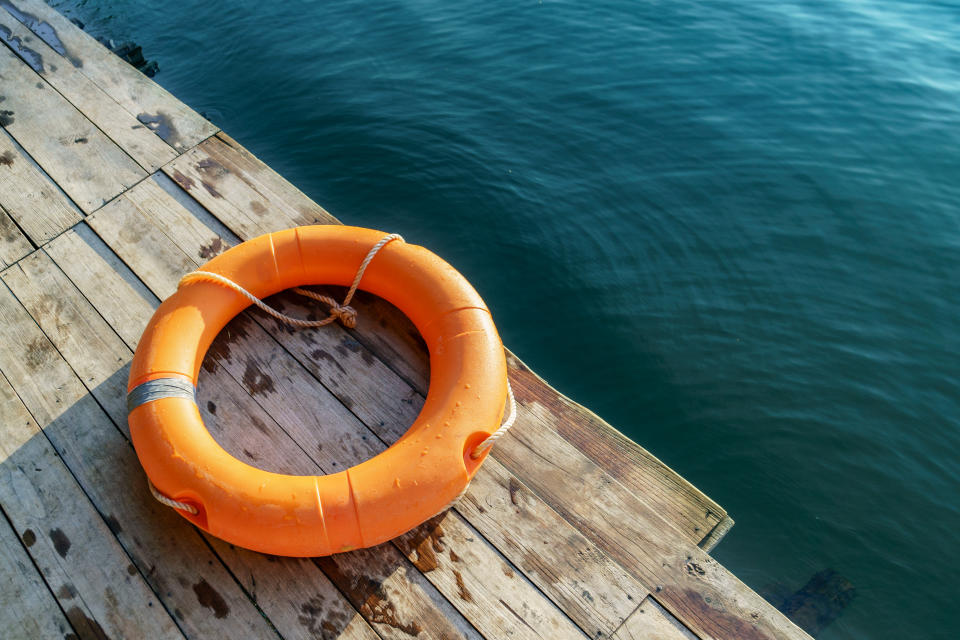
[0,10,177,172]
[0,43,145,212]
[0,204,31,267]
[0,129,81,244]
[395,513,589,640]
[613,597,698,640]
[0,442,75,640]
[0,323,183,640]
[162,135,334,240]
[506,354,727,549]
[206,538,380,640]
[0,0,218,151]
[91,178,594,640]
[0,268,281,639]
[86,192,197,297]
[455,458,646,637]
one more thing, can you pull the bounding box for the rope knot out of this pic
[330,304,358,328]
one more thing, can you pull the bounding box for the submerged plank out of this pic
[0,260,282,639]
[0,44,144,212]
[0,0,217,151]
[0,310,183,640]
[0,10,176,172]
[0,130,80,244]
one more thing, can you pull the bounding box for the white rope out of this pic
[148,479,197,514]
[150,231,519,513]
[178,233,404,329]
[471,380,516,459]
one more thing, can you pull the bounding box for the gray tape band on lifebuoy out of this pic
[127,376,196,414]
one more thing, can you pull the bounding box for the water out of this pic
[55,1,959,637]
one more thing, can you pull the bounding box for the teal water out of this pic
[56,1,958,637]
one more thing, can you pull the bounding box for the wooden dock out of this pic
[0,2,812,638]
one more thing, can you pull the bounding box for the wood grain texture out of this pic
[0,204,31,267]
[0,43,145,212]
[0,10,176,172]
[0,130,80,244]
[1,0,218,151]
[0,260,282,640]
[613,597,698,640]
[0,292,184,640]
[162,134,334,239]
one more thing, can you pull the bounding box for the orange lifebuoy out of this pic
[127,225,508,556]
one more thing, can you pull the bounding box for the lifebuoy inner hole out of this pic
[195,285,432,476]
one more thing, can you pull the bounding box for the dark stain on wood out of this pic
[103,514,122,535]
[126,564,137,576]
[73,137,88,144]
[453,569,473,603]
[242,448,259,461]
[508,476,522,506]
[21,528,36,546]
[407,518,446,573]
[57,583,77,599]
[49,528,71,557]
[198,236,224,259]
[64,607,109,640]
[0,151,12,167]
[499,598,538,634]
[0,24,45,72]
[310,348,346,375]
[250,200,266,216]
[171,169,195,191]
[137,111,180,147]
[502,565,514,578]
[0,1,81,66]
[201,180,222,199]
[250,415,271,435]
[193,578,230,619]
[242,357,275,395]
[203,319,249,371]
[686,560,706,577]
[0,109,14,127]
[206,400,217,415]
[196,157,224,174]
[359,578,423,636]
[298,594,353,638]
